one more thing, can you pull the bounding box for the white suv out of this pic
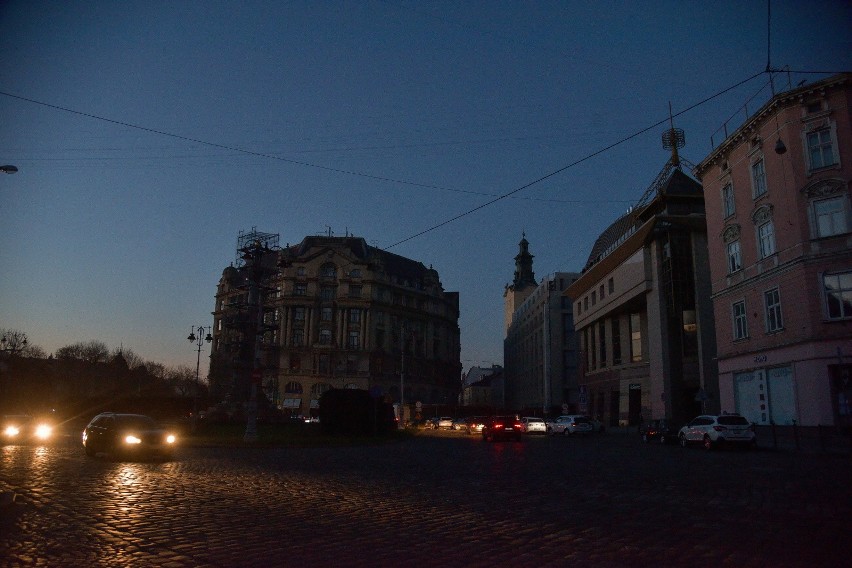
[678,414,756,450]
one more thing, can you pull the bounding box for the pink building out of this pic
[695,73,852,428]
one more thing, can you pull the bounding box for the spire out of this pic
[512,233,535,289]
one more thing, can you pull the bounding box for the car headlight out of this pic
[4,426,21,437]
[124,435,142,445]
[34,424,53,440]
[166,434,176,444]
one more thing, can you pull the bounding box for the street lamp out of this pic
[187,325,213,432]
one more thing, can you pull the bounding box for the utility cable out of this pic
[385,70,765,248]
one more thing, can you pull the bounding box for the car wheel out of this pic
[642,433,649,443]
[679,434,688,448]
[564,429,571,436]
[703,435,714,451]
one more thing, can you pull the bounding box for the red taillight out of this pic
[494,422,504,430]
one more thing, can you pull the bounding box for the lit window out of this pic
[727,240,742,273]
[751,159,767,198]
[764,288,783,333]
[629,313,642,362]
[824,271,852,320]
[758,220,775,258]
[722,183,735,217]
[814,196,849,238]
[733,300,748,340]
[807,129,835,170]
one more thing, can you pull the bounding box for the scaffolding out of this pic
[236,227,279,267]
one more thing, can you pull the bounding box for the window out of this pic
[320,287,335,301]
[814,196,849,238]
[350,269,361,277]
[629,313,642,362]
[599,284,605,300]
[598,322,606,367]
[722,183,735,217]
[296,267,305,276]
[319,329,332,345]
[824,271,852,319]
[733,300,748,340]
[349,285,362,298]
[320,263,337,278]
[727,240,742,273]
[347,331,360,349]
[807,128,835,170]
[608,278,614,294]
[349,308,361,324]
[293,307,305,322]
[584,297,589,310]
[751,159,767,198]
[291,330,304,346]
[592,291,597,306]
[764,288,783,333]
[758,220,776,258]
[321,307,332,321]
[611,318,621,365]
[294,283,307,296]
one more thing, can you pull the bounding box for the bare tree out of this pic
[0,328,29,355]
[111,347,144,370]
[55,341,110,363]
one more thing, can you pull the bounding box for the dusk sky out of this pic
[1,1,850,374]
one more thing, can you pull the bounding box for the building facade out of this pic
[209,232,462,418]
[565,160,718,428]
[503,237,581,414]
[694,73,852,428]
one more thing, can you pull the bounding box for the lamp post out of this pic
[187,325,212,432]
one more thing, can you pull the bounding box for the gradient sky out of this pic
[1,1,850,374]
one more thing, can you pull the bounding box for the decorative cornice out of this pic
[722,224,741,243]
[751,204,774,224]
[802,178,846,198]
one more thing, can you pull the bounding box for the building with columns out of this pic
[565,144,718,428]
[209,233,461,418]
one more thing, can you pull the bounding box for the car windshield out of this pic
[718,416,749,426]
[116,416,159,429]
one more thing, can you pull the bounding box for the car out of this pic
[640,419,679,444]
[481,416,523,442]
[2,415,54,445]
[677,414,756,450]
[466,416,486,435]
[451,417,468,431]
[82,413,177,460]
[434,416,454,430]
[519,416,547,434]
[546,415,593,436]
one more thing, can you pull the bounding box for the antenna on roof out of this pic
[661,102,685,168]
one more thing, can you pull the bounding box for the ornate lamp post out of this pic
[187,325,212,432]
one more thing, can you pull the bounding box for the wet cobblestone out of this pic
[1,431,850,567]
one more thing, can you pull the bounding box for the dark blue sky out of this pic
[1,1,850,372]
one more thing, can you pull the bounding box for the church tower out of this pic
[503,233,537,333]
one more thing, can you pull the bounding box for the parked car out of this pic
[466,416,486,435]
[2,415,54,445]
[678,414,756,450]
[546,415,593,436]
[435,416,454,430]
[640,419,678,444]
[452,417,468,431]
[519,416,547,434]
[82,413,177,460]
[481,416,523,442]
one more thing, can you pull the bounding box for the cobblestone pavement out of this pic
[1,430,850,567]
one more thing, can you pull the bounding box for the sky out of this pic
[1,1,850,374]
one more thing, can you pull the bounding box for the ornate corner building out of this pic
[208,231,462,417]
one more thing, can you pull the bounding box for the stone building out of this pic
[694,72,852,428]
[209,232,461,418]
[503,237,581,414]
[565,149,718,428]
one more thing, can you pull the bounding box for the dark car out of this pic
[82,413,177,460]
[2,414,54,445]
[481,416,523,442]
[640,419,679,444]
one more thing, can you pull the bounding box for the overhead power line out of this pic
[385,70,766,248]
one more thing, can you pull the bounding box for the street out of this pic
[2,430,850,567]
